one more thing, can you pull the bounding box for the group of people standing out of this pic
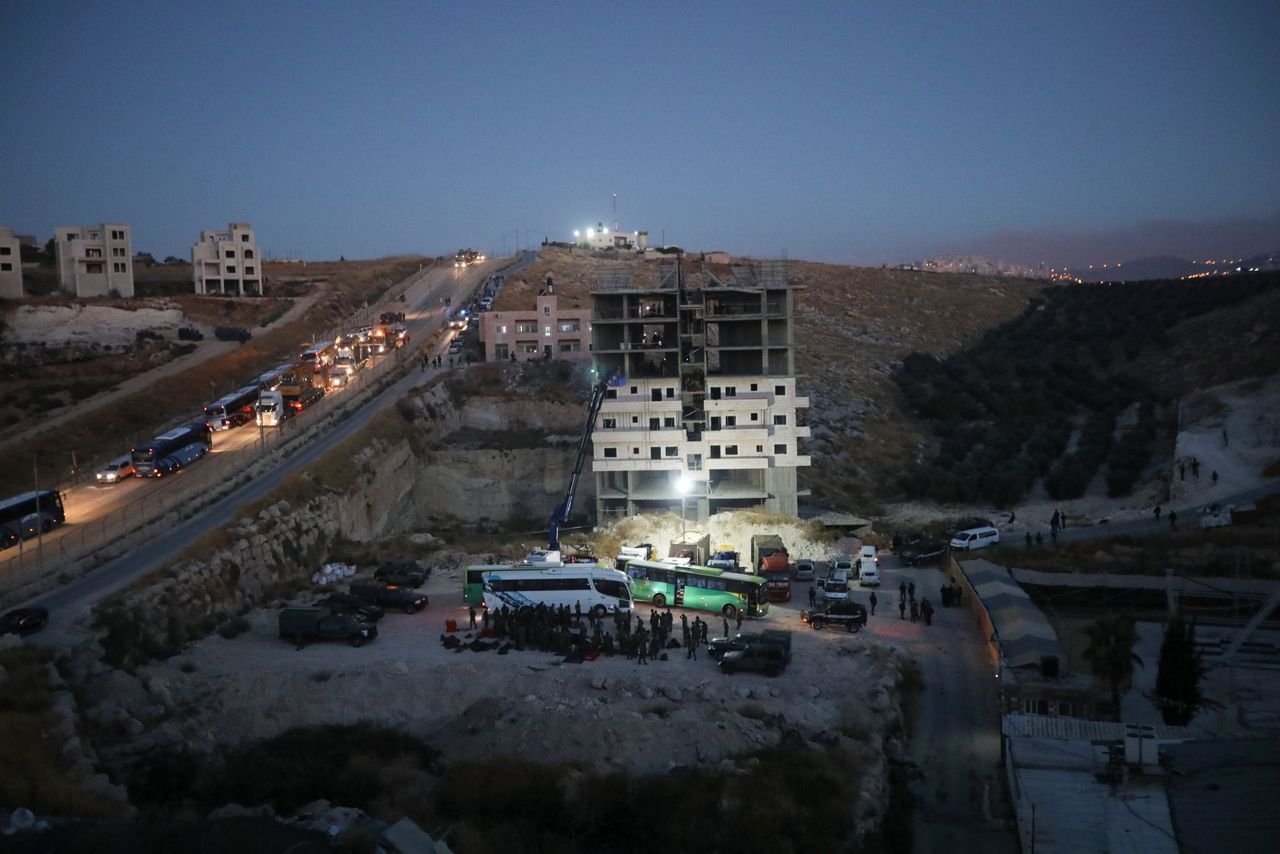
[465,601,741,664]
[895,580,934,625]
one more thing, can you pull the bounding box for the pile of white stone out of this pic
[310,562,357,585]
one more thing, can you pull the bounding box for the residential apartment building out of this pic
[192,222,262,295]
[480,290,592,362]
[0,227,21,298]
[591,260,809,523]
[53,223,134,297]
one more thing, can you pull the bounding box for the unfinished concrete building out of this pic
[591,260,809,524]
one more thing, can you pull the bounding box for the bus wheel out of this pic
[591,604,607,619]
[41,520,53,533]
[652,594,666,607]
[722,604,737,620]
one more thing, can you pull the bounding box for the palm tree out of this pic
[1082,615,1144,721]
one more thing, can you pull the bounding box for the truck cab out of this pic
[256,390,290,427]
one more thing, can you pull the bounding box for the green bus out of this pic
[621,558,769,619]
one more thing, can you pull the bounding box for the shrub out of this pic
[177,326,204,341]
[216,616,251,639]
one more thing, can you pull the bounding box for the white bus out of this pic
[480,566,633,618]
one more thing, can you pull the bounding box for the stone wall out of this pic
[94,373,590,667]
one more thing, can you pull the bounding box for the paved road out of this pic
[29,252,537,629]
[1028,481,1280,545]
[3,255,531,584]
[830,558,1018,854]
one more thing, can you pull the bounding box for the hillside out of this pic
[494,247,1044,509]
[892,271,1280,507]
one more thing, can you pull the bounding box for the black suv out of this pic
[708,629,793,660]
[321,593,386,622]
[801,600,868,632]
[900,538,946,566]
[374,559,429,588]
[349,582,428,614]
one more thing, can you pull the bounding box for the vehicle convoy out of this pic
[131,422,212,477]
[348,582,428,614]
[802,600,868,632]
[204,384,260,431]
[300,341,336,372]
[153,441,210,478]
[276,371,312,400]
[719,631,792,676]
[708,628,794,660]
[256,390,291,427]
[278,607,377,647]
[290,385,326,412]
[95,455,135,484]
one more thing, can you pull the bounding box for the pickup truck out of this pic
[708,629,793,660]
[899,538,946,566]
[320,593,386,622]
[801,601,868,633]
[719,632,792,677]
[278,608,377,648]
[349,582,428,614]
[374,559,429,588]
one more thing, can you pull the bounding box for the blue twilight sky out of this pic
[2,1,1278,267]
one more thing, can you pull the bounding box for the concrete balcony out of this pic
[591,427,684,443]
[592,458,684,472]
[705,392,774,411]
[704,456,770,470]
[600,398,682,414]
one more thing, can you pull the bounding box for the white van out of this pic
[949,526,1000,551]
[857,557,880,587]
[822,570,850,602]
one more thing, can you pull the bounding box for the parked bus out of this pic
[203,384,260,431]
[299,341,336,371]
[0,490,66,547]
[479,566,632,617]
[131,422,212,477]
[463,555,602,606]
[622,558,769,619]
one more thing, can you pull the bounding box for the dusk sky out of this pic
[3,1,1278,267]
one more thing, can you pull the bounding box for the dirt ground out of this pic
[125,562,912,779]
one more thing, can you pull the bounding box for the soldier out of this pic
[637,628,649,665]
[723,617,730,638]
[921,598,934,626]
[681,613,690,647]
[869,591,878,616]
[469,606,477,630]
[908,581,916,602]
[899,581,907,602]
[808,585,817,607]
[910,600,919,623]
[736,609,743,631]
[899,598,906,620]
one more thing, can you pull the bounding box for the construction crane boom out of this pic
[547,374,615,552]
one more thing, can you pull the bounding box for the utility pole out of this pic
[34,456,44,575]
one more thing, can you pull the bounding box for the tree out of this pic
[1082,616,1143,721]
[1155,615,1205,725]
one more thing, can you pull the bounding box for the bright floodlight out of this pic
[677,475,692,495]
[573,230,579,237]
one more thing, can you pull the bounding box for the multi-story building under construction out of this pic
[590,259,809,524]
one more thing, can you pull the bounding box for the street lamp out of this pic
[677,474,692,540]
